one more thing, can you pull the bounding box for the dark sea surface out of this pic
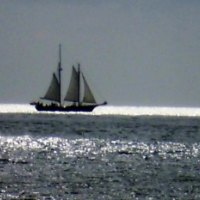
[1,105,200,199]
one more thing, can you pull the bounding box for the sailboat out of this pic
[31,44,107,112]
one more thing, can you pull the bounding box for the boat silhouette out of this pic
[31,44,107,112]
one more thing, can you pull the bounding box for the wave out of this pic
[0,104,200,116]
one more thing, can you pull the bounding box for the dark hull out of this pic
[34,103,98,112]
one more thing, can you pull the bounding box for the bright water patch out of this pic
[94,106,200,116]
[1,104,200,116]
[0,104,36,114]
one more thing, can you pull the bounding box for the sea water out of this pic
[0,105,200,199]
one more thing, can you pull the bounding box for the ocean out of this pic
[1,104,200,199]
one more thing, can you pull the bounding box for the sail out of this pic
[82,73,96,104]
[64,66,79,102]
[42,73,60,102]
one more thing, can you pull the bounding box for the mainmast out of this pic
[58,44,62,106]
[77,63,81,106]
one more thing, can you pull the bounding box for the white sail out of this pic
[82,73,96,104]
[42,73,60,102]
[64,66,79,102]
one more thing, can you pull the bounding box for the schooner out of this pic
[31,44,107,112]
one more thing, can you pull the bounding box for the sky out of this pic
[0,0,200,107]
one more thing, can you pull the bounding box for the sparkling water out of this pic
[0,105,200,199]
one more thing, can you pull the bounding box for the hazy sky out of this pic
[1,0,200,107]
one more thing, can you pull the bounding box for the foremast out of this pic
[58,44,62,106]
[64,63,97,105]
[77,63,81,106]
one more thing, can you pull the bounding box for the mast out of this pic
[58,44,62,106]
[77,63,81,106]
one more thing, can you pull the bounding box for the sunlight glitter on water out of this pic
[1,135,200,199]
[0,136,199,161]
